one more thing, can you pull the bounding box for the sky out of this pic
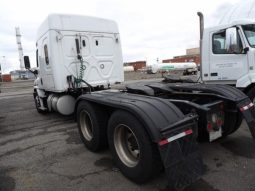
[0,0,241,74]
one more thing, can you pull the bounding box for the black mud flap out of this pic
[158,119,205,191]
[237,98,255,138]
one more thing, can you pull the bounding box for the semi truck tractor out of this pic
[198,2,255,103]
[24,14,255,191]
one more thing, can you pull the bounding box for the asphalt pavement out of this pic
[0,79,255,191]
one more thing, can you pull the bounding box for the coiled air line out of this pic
[74,37,93,92]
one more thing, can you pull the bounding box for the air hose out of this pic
[74,57,86,88]
[72,37,93,92]
[73,57,94,92]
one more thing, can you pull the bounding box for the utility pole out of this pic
[0,59,2,83]
[0,57,2,90]
[0,56,5,82]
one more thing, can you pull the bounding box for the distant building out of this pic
[163,48,200,65]
[10,70,35,80]
[124,61,146,71]
[186,48,200,55]
[0,74,12,82]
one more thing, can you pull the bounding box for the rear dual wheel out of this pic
[107,110,162,183]
[222,110,242,137]
[77,103,162,183]
[77,101,108,152]
[247,87,255,104]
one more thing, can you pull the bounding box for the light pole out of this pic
[0,56,6,83]
[0,57,2,89]
[1,56,5,73]
[0,56,3,83]
[0,62,1,83]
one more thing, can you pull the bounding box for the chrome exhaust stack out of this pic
[197,12,204,82]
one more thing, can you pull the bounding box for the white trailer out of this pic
[123,66,134,72]
[148,62,197,75]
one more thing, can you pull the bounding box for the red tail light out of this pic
[207,122,212,131]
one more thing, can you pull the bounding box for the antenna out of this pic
[15,27,25,70]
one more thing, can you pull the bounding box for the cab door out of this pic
[38,37,55,90]
[208,28,249,82]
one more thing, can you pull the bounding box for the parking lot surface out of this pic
[0,79,255,191]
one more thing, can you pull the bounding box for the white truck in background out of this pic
[24,14,255,191]
[198,1,255,103]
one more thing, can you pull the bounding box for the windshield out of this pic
[242,24,255,47]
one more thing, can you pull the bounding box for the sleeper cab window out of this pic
[82,40,86,47]
[44,44,49,65]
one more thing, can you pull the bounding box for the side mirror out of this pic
[244,47,249,54]
[24,56,31,69]
[225,27,239,53]
[34,69,38,75]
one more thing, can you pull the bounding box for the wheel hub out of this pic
[80,110,93,141]
[114,124,140,167]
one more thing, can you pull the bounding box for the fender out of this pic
[76,90,197,142]
[236,73,255,88]
[127,82,248,102]
[127,82,255,140]
[34,87,46,98]
[165,83,247,102]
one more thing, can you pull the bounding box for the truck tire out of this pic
[222,110,242,136]
[107,110,162,183]
[247,87,255,104]
[77,101,108,152]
